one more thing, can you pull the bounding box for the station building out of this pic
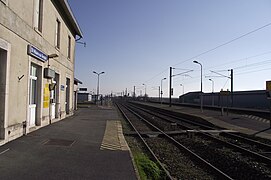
[0,0,82,145]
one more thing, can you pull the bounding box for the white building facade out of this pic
[0,0,82,145]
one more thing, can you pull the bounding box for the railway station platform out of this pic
[0,105,138,180]
[135,102,271,140]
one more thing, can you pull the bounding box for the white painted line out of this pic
[0,148,10,155]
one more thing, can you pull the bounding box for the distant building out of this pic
[179,90,269,110]
[77,86,92,102]
[78,93,91,102]
[74,78,82,110]
[0,0,82,145]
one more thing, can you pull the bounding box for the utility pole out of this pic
[230,69,233,107]
[158,86,160,102]
[133,86,136,99]
[169,67,172,107]
[208,69,234,107]
[169,67,193,107]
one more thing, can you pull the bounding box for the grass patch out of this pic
[118,109,166,180]
[134,152,162,180]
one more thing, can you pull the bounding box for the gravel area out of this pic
[174,134,271,179]
[145,137,216,180]
[118,102,271,179]
[119,104,216,179]
[237,133,271,145]
[218,135,269,154]
[130,106,182,131]
[121,106,153,132]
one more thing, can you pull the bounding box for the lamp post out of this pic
[133,86,136,99]
[93,71,105,104]
[209,79,214,106]
[161,78,166,104]
[180,84,184,95]
[180,84,184,103]
[142,83,147,101]
[193,60,203,112]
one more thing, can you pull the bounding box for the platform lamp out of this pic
[193,60,203,112]
[93,71,105,104]
[142,83,147,101]
[47,53,58,67]
[161,78,166,104]
[180,84,184,103]
[209,79,214,106]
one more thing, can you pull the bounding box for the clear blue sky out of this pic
[68,0,271,97]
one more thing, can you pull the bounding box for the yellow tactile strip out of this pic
[100,120,130,151]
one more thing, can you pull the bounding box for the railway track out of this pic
[149,100,271,120]
[116,102,232,179]
[117,101,271,179]
[131,102,271,160]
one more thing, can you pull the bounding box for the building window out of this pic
[56,19,61,49]
[68,36,71,59]
[33,0,43,32]
[29,65,38,105]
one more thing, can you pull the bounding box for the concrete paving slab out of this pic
[0,106,137,180]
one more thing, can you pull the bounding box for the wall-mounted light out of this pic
[47,54,58,67]
[48,54,58,58]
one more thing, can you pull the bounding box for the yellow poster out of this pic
[43,84,50,108]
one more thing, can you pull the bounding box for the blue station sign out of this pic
[27,45,48,62]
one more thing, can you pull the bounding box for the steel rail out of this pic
[147,100,271,120]
[132,102,271,151]
[115,103,174,180]
[220,132,271,150]
[128,103,201,130]
[123,102,233,180]
[199,132,271,166]
[130,102,271,165]
[131,102,217,129]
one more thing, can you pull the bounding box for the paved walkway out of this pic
[137,102,271,140]
[0,106,137,180]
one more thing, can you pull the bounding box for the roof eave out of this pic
[60,0,83,38]
[74,78,83,84]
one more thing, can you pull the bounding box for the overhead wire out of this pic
[233,59,271,70]
[142,68,168,84]
[172,22,271,67]
[222,78,230,90]
[199,51,271,78]
[235,67,271,76]
[206,50,271,70]
[141,22,271,86]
